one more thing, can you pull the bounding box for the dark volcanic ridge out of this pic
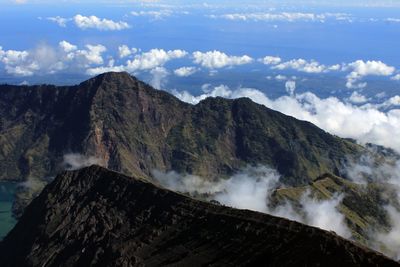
[0,165,398,267]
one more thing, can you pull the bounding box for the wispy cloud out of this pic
[209,12,352,23]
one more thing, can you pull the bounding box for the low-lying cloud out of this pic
[62,153,102,171]
[152,166,351,238]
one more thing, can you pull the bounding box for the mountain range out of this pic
[0,72,399,263]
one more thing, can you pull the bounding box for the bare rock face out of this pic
[0,165,398,267]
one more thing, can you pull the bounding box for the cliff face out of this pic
[0,165,397,267]
[0,72,361,185]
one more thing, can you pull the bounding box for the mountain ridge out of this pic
[0,71,362,185]
[1,165,398,267]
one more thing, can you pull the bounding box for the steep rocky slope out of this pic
[0,165,397,267]
[0,71,361,186]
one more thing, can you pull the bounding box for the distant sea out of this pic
[0,182,17,240]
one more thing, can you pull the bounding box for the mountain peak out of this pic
[94,71,134,81]
[79,71,138,90]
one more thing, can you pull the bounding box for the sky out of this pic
[0,0,400,152]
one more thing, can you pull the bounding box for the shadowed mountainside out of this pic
[0,165,398,267]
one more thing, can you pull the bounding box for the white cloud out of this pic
[386,18,400,23]
[345,60,395,89]
[150,66,168,89]
[172,85,400,153]
[174,66,197,77]
[59,40,77,53]
[46,16,69,27]
[73,14,130,31]
[62,154,102,171]
[273,58,334,73]
[131,10,173,20]
[275,74,287,81]
[375,206,400,260]
[0,41,107,76]
[347,91,368,104]
[118,45,138,58]
[391,74,400,81]
[87,48,187,75]
[126,48,187,71]
[153,166,351,238]
[285,80,296,96]
[172,84,232,104]
[75,44,107,66]
[260,55,282,65]
[299,192,351,238]
[192,50,253,69]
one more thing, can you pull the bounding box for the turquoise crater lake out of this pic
[0,182,17,240]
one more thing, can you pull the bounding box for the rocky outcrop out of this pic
[1,165,397,267]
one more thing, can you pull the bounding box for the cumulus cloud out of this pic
[126,48,187,70]
[59,40,77,53]
[0,41,107,76]
[171,84,400,153]
[87,48,187,75]
[273,58,340,74]
[118,45,138,58]
[174,66,198,77]
[260,55,282,65]
[192,50,253,69]
[43,15,130,31]
[152,166,350,238]
[73,14,130,31]
[345,60,395,89]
